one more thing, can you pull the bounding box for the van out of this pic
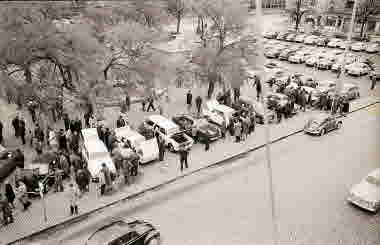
[203,100,236,127]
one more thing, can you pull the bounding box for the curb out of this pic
[5,99,380,245]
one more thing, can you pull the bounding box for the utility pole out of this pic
[255,0,279,245]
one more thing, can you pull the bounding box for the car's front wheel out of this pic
[146,236,161,245]
[319,128,326,136]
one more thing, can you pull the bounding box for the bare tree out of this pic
[287,0,315,32]
[355,0,380,37]
[166,0,187,34]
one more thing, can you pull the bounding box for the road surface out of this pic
[28,103,380,245]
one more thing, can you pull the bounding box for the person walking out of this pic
[58,129,68,152]
[195,95,202,117]
[66,183,80,215]
[234,120,242,142]
[371,76,376,90]
[0,120,3,145]
[255,76,262,101]
[337,66,342,79]
[16,180,31,211]
[146,96,156,112]
[204,134,210,151]
[4,181,16,209]
[19,118,26,145]
[179,149,189,171]
[233,87,240,103]
[12,116,20,138]
[122,159,131,185]
[54,169,64,192]
[158,138,165,161]
[0,194,13,225]
[125,92,131,112]
[342,95,349,117]
[63,114,71,131]
[116,115,125,128]
[186,90,192,113]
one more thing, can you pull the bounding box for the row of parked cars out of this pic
[264,31,380,53]
[264,40,376,77]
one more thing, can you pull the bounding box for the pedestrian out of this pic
[54,170,64,192]
[34,124,44,143]
[60,153,70,177]
[204,134,210,151]
[58,129,68,151]
[195,95,202,117]
[0,120,3,145]
[186,90,192,113]
[337,66,342,78]
[104,128,111,151]
[248,113,256,134]
[255,76,262,101]
[63,114,71,131]
[234,120,242,142]
[89,114,97,128]
[243,115,250,138]
[83,164,91,192]
[0,194,13,225]
[125,92,131,112]
[146,96,155,112]
[66,183,80,215]
[12,116,20,138]
[84,111,91,128]
[100,163,112,193]
[220,123,226,139]
[75,117,82,134]
[371,76,376,90]
[207,81,214,99]
[342,96,349,117]
[19,118,26,145]
[16,180,31,211]
[4,181,16,209]
[276,105,282,123]
[158,138,165,161]
[233,87,240,103]
[116,115,125,128]
[141,98,146,112]
[76,169,87,193]
[300,91,306,112]
[122,159,131,185]
[179,149,189,171]
[107,131,117,152]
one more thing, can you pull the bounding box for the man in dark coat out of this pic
[5,182,16,208]
[233,87,240,103]
[0,194,13,225]
[195,96,202,117]
[116,115,125,128]
[125,92,131,112]
[75,118,82,134]
[12,116,20,138]
[71,131,80,154]
[371,76,376,90]
[19,118,26,145]
[179,149,189,171]
[255,76,262,101]
[146,96,155,112]
[84,112,91,128]
[186,90,192,113]
[104,128,111,150]
[0,120,3,145]
[158,138,165,161]
[204,134,210,151]
[58,129,68,151]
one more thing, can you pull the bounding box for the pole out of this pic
[337,0,359,95]
[255,0,279,245]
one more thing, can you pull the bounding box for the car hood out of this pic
[350,182,380,203]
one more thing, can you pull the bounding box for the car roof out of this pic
[147,115,179,129]
[114,127,144,141]
[82,128,100,142]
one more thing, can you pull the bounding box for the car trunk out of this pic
[171,133,188,144]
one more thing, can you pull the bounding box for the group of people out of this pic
[186,90,204,117]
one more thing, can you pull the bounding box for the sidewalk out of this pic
[1,94,379,245]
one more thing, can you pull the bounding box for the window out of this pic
[146,120,154,127]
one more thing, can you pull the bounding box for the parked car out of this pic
[264,31,278,39]
[304,35,318,45]
[172,114,196,135]
[279,49,296,60]
[289,51,310,63]
[114,126,159,164]
[295,34,306,43]
[317,56,336,70]
[346,62,372,76]
[341,83,360,100]
[0,149,25,183]
[331,55,356,72]
[266,93,290,110]
[305,53,325,67]
[299,75,318,88]
[191,118,221,142]
[143,115,193,152]
[85,219,161,245]
[265,61,281,69]
[351,42,367,52]
[317,80,336,93]
[347,168,380,213]
[265,47,283,58]
[276,32,288,40]
[337,40,351,50]
[285,33,297,42]
[327,38,341,48]
[316,37,329,46]
[232,96,275,124]
[304,114,342,136]
[203,100,237,128]
[366,43,380,53]
[81,128,116,182]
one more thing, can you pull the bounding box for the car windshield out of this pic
[366,175,380,186]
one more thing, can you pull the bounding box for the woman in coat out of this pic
[5,181,16,208]
[66,183,80,215]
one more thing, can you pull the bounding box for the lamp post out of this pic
[255,0,279,245]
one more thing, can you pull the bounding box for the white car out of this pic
[81,128,116,181]
[295,34,306,43]
[143,115,193,152]
[348,168,380,213]
[114,126,159,164]
[341,83,360,100]
[327,38,341,48]
[288,51,309,63]
[331,57,355,72]
[317,80,336,93]
[203,100,236,127]
[351,42,367,52]
[304,35,318,45]
[346,62,371,76]
[366,43,380,53]
[337,40,350,50]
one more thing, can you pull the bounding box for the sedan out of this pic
[317,57,336,70]
[288,53,307,63]
[366,43,380,53]
[304,35,318,45]
[172,114,195,135]
[317,80,336,93]
[346,62,372,76]
[264,31,278,39]
[265,61,281,69]
[85,219,160,245]
[327,38,341,48]
[304,114,342,136]
[295,34,306,43]
[351,42,367,52]
[348,169,380,213]
[279,49,296,60]
[285,33,297,42]
[192,118,221,142]
[316,37,329,46]
[341,83,360,100]
[276,32,288,40]
[266,93,290,110]
[265,48,282,58]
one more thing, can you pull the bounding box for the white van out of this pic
[203,100,236,127]
[143,115,193,152]
[81,128,115,181]
[114,126,159,164]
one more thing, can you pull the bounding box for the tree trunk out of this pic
[360,20,366,38]
[176,13,181,34]
[295,15,300,31]
[24,65,32,84]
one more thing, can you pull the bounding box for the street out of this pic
[31,103,380,245]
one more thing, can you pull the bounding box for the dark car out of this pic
[265,62,281,69]
[85,220,160,245]
[0,149,24,182]
[264,31,278,39]
[276,32,288,40]
[192,118,221,142]
[172,114,195,135]
[266,93,290,110]
[316,37,329,46]
[304,114,342,136]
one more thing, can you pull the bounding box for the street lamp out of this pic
[255,1,279,245]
